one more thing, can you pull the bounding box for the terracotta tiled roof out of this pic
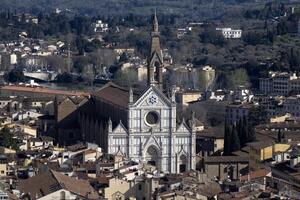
[92,82,130,108]
[248,141,274,150]
[18,170,99,199]
[51,170,98,198]
[1,85,89,97]
[240,169,270,182]
[18,170,62,199]
[205,156,249,163]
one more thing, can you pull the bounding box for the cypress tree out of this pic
[248,125,256,142]
[240,116,248,146]
[231,125,241,152]
[282,131,285,140]
[237,118,243,146]
[224,122,231,156]
[277,129,282,143]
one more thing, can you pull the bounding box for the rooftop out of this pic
[92,82,132,108]
[0,85,89,97]
[248,141,274,150]
[18,170,99,199]
[205,156,249,163]
[240,169,270,182]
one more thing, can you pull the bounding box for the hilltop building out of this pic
[216,28,242,39]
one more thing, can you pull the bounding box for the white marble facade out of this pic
[108,14,196,173]
[108,86,196,173]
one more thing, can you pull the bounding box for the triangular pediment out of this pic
[143,135,161,151]
[133,86,171,108]
[112,121,128,135]
[177,145,189,157]
[176,121,191,134]
[115,148,125,157]
[59,97,76,106]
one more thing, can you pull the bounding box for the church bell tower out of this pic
[147,12,164,90]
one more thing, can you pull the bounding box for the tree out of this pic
[237,118,243,144]
[230,125,241,152]
[277,129,282,143]
[248,106,268,127]
[247,125,256,143]
[4,68,25,83]
[82,64,95,86]
[90,49,116,75]
[0,126,18,150]
[226,68,250,90]
[119,52,128,63]
[45,56,69,73]
[223,122,231,156]
[199,27,225,46]
[73,56,90,73]
[113,68,138,88]
[240,116,249,146]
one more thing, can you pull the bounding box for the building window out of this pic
[138,184,142,190]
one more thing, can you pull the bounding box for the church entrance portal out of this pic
[145,145,161,170]
[179,164,186,173]
[178,154,188,173]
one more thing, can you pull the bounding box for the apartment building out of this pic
[225,102,252,125]
[216,28,242,39]
[259,71,298,95]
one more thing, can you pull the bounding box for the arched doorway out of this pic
[145,145,161,170]
[178,154,188,173]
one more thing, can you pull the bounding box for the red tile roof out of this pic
[240,169,270,182]
[1,85,89,97]
[92,82,130,108]
[18,170,99,199]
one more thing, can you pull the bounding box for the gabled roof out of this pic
[92,82,131,108]
[112,120,128,135]
[133,85,172,107]
[58,95,87,106]
[18,170,99,199]
[176,119,192,133]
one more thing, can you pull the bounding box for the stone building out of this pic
[56,14,196,174]
[199,65,215,90]
[204,156,248,180]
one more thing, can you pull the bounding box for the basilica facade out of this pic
[107,14,196,173]
[56,14,196,173]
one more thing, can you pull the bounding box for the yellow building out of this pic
[0,164,7,177]
[249,142,290,170]
[0,146,16,154]
[104,177,152,200]
[176,90,201,106]
[105,178,134,200]
[269,114,291,123]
